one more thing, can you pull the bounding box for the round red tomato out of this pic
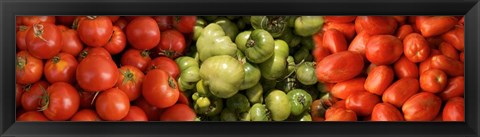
[382,78,420,108]
[153,16,174,31]
[77,47,112,62]
[16,51,43,84]
[142,69,180,109]
[25,23,62,59]
[114,17,128,31]
[76,55,119,92]
[331,77,367,100]
[430,55,464,77]
[323,29,348,54]
[325,107,357,121]
[77,16,113,47]
[44,53,78,84]
[442,97,464,121]
[420,69,448,93]
[117,65,144,101]
[355,16,397,35]
[393,56,419,79]
[70,109,101,121]
[145,57,180,79]
[364,65,394,96]
[16,26,30,51]
[21,81,50,111]
[176,92,190,105]
[104,26,126,55]
[395,25,413,40]
[17,111,49,121]
[95,88,130,121]
[402,92,442,121]
[157,29,186,59]
[58,25,84,57]
[78,88,96,109]
[439,76,464,101]
[108,16,120,22]
[365,35,403,65]
[345,91,380,116]
[371,103,404,121]
[16,83,24,108]
[315,51,364,83]
[121,48,152,72]
[134,97,163,121]
[415,16,457,37]
[122,106,148,121]
[42,82,80,121]
[126,16,161,50]
[22,16,55,26]
[173,16,196,34]
[403,33,430,63]
[438,42,459,60]
[159,104,196,121]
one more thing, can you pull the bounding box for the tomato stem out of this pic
[37,86,49,111]
[51,56,61,64]
[168,76,177,89]
[33,24,48,42]
[91,91,100,105]
[16,56,27,70]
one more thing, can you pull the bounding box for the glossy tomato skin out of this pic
[16,26,30,51]
[355,16,397,35]
[322,22,356,41]
[441,25,464,51]
[104,26,127,55]
[25,23,62,59]
[77,16,113,47]
[95,88,130,121]
[134,97,163,121]
[324,16,356,23]
[126,16,161,50]
[42,82,80,121]
[382,78,420,108]
[114,17,128,31]
[394,56,419,79]
[17,111,49,121]
[439,42,459,60]
[442,97,464,121]
[396,24,414,40]
[403,33,430,63]
[439,76,464,101]
[366,35,403,65]
[312,33,331,62]
[325,107,357,121]
[22,16,55,26]
[78,89,95,109]
[70,109,101,121]
[44,53,78,84]
[77,47,112,62]
[157,29,186,59]
[393,16,407,25]
[364,65,394,96]
[331,77,367,100]
[420,69,448,93]
[415,16,457,37]
[57,25,84,57]
[143,69,180,109]
[153,16,174,31]
[21,81,50,111]
[121,48,152,72]
[315,51,364,83]
[402,92,442,121]
[145,57,180,79]
[16,51,43,84]
[348,31,371,61]
[345,91,380,116]
[174,16,196,34]
[419,49,442,74]
[371,103,404,121]
[430,55,464,77]
[160,104,196,121]
[323,29,348,54]
[117,66,144,101]
[122,106,149,121]
[76,55,119,92]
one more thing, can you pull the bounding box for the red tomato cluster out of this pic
[312,16,464,121]
[15,16,197,121]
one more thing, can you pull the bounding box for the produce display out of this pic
[15,16,465,122]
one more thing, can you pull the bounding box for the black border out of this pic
[1,0,479,137]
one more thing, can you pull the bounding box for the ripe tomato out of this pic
[355,16,397,35]
[322,22,356,41]
[114,17,128,31]
[70,109,101,121]
[371,103,404,121]
[16,26,30,51]
[441,25,463,51]
[324,16,356,23]
[442,97,464,121]
[393,16,407,25]
[364,65,394,96]
[323,29,348,53]
[459,51,464,63]
[439,42,459,60]
[365,35,403,65]
[95,88,130,121]
[42,82,80,121]
[458,16,464,26]
[22,16,55,26]
[108,16,120,22]
[76,55,119,92]
[393,56,419,79]
[142,69,180,109]
[78,88,95,109]
[382,78,420,108]
[104,26,126,55]
[25,23,62,59]
[44,53,78,84]
[145,57,180,79]
[153,16,174,31]
[134,97,163,121]
[419,49,442,74]
[325,107,357,121]
[17,111,49,121]
[312,33,331,62]
[57,25,84,57]
[348,31,371,61]
[174,16,196,34]
[402,92,442,121]
[395,25,413,40]
[159,104,196,121]
[403,33,430,63]
[420,69,448,93]
[331,77,367,99]
[16,51,43,84]
[176,92,190,105]
[430,55,464,77]
[117,65,144,101]
[157,29,186,59]
[345,91,380,116]
[77,16,113,47]
[55,16,76,26]
[315,51,364,83]
[122,106,148,121]
[121,48,152,72]
[438,76,464,101]
[16,83,24,108]
[415,16,457,37]
[126,16,161,50]
[77,47,112,62]
[21,81,50,111]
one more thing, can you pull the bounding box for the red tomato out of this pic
[438,76,464,101]
[393,16,407,25]
[393,56,419,79]
[371,103,404,121]
[177,92,190,105]
[77,16,113,47]
[126,16,161,50]
[70,109,101,121]
[57,25,84,57]
[42,82,80,121]
[403,33,430,63]
[145,57,180,79]
[71,16,87,30]
[355,16,397,35]
[439,42,459,60]
[324,16,356,23]
[331,99,346,109]
[142,69,180,109]
[121,48,152,72]
[322,22,356,41]
[364,65,394,96]
[419,49,442,74]
[325,107,357,121]
[402,92,442,121]
[420,69,448,93]
[310,100,326,121]
[157,29,186,59]
[458,16,464,26]
[77,47,112,62]
[134,97,163,121]
[95,88,130,121]
[22,16,55,26]
[323,29,348,53]
[442,97,464,121]
[20,81,50,111]
[25,23,62,59]
[76,55,119,92]
[78,88,95,109]
[16,83,24,108]
[312,33,331,62]
[415,16,457,37]
[153,16,174,31]
[56,16,76,26]
[459,51,464,63]
[16,26,30,51]
[315,51,364,83]
[441,25,464,51]
[345,91,380,116]
[382,78,420,108]
[331,77,367,100]
[174,16,196,34]
[348,31,371,61]
[108,16,120,22]
[104,26,126,55]
[365,35,403,65]
[159,104,196,121]
[117,65,144,101]
[16,51,43,84]
[17,111,49,121]
[430,55,464,77]
[395,25,413,40]
[114,17,128,31]
[44,53,78,84]
[122,106,148,121]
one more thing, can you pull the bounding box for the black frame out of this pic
[1,0,479,137]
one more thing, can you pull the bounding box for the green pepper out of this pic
[259,40,289,80]
[265,90,291,121]
[250,16,288,38]
[193,18,207,41]
[287,89,313,116]
[296,62,317,85]
[214,17,239,41]
[196,23,237,61]
[235,29,275,64]
[200,55,244,98]
[249,103,270,121]
[294,16,324,37]
[246,83,263,104]
[226,93,251,113]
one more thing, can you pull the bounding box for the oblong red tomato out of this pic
[419,49,442,74]
[16,51,43,84]
[77,47,112,62]
[331,77,367,100]
[77,16,113,47]
[438,76,464,101]
[134,97,163,121]
[394,56,419,79]
[442,97,464,121]
[315,51,364,83]
[126,16,161,50]
[121,48,152,72]
[117,65,144,101]
[157,29,186,59]
[393,16,407,25]
[145,57,180,79]
[76,55,119,92]
[312,32,331,62]
[70,109,101,121]
[21,81,50,111]
[22,16,55,26]
[122,106,148,121]
[323,29,348,53]
[17,111,49,121]
[25,23,62,59]
[348,31,371,61]
[420,69,448,93]
[57,25,84,57]
[95,88,130,121]
[396,25,413,40]
[365,35,403,65]
[439,42,459,60]
[324,16,356,23]
[430,55,464,77]
[104,26,127,55]
[364,65,394,96]
[416,16,457,37]
[42,82,80,121]
[382,78,420,108]
[322,22,356,41]
[142,69,180,109]
[16,26,30,51]
[325,107,357,121]
[160,104,196,121]
[402,92,442,121]
[44,53,78,84]
[403,33,430,63]
[355,16,397,35]
[345,91,380,116]
[371,103,404,121]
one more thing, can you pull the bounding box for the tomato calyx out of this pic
[261,16,287,35]
[78,49,90,60]
[51,55,61,64]
[33,24,48,42]
[168,76,177,89]
[140,50,151,58]
[16,56,27,70]
[174,16,181,24]
[120,69,136,84]
[158,50,178,59]
[19,25,28,31]
[246,39,256,48]
[38,86,50,111]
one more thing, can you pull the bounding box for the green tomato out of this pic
[250,16,288,38]
[196,80,212,97]
[259,40,289,80]
[242,16,251,24]
[316,81,330,93]
[178,77,196,92]
[180,67,200,83]
[282,56,296,79]
[220,108,238,121]
[214,18,239,41]
[276,77,297,93]
[196,23,237,61]
[246,83,263,104]
[226,93,250,113]
[265,90,291,121]
[239,112,250,121]
[204,16,218,22]
[193,18,207,41]
[249,103,270,121]
[200,55,245,98]
[240,61,261,90]
[296,62,317,85]
[299,84,319,100]
[287,89,313,116]
[235,31,251,56]
[301,37,315,50]
[294,47,313,64]
[192,92,200,101]
[195,97,223,116]
[175,56,199,71]
[294,16,324,37]
[236,29,275,64]
[286,16,298,28]
[279,28,302,48]
[299,112,313,121]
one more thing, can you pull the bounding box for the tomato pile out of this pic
[15,16,464,122]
